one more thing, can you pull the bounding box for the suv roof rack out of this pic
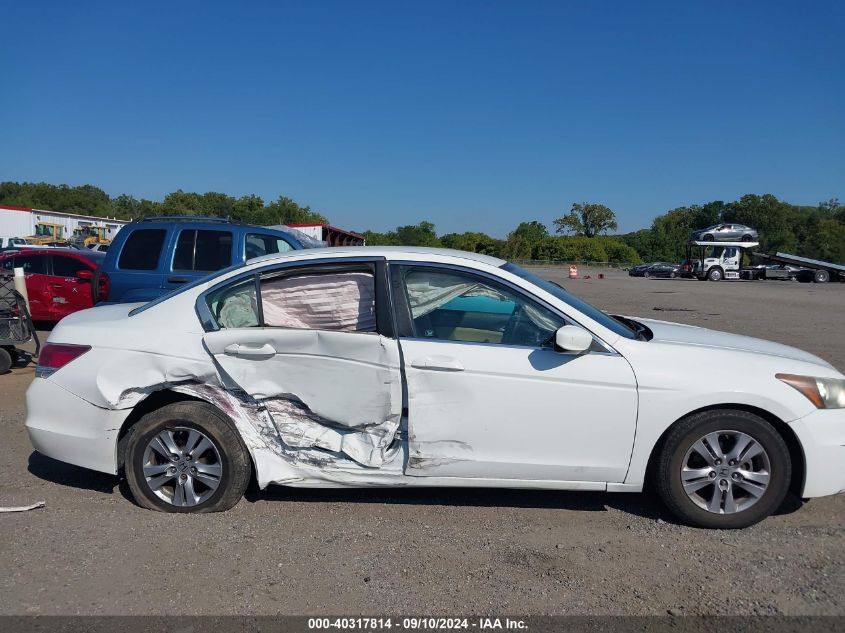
[136,216,243,224]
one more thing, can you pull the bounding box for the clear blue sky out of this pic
[1,1,843,236]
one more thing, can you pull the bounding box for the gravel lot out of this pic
[1,267,843,616]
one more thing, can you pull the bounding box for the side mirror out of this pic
[554,325,593,353]
[76,269,93,281]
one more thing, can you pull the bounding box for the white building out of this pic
[0,204,129,240]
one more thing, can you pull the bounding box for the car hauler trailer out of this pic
[753,252,845,284]
[681,240,760,281]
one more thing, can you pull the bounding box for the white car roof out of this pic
[248,246,507,268]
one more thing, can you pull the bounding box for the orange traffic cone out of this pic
[568,264,577,279]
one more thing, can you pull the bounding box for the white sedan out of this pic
[25,247,845,528]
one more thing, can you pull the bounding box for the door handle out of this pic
[223,343,276,359]
[168,276,189,284]
[410,356,464,371]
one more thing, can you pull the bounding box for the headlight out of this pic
[776,374,845,409]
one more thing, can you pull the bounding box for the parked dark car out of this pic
[644,262,682,278]
[690,223,758,242]
[0,248,108,322]
[100,218,305,303]
[629,262,681,278]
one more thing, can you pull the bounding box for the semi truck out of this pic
[681,241,760,281]
[682,240,843,284]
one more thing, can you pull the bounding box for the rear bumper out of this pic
[25,378,130,475]
[789,408,845,498]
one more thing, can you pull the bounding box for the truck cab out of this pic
[683,241,759,281]
[26,223,66,245]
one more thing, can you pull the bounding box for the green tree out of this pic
[362,229,400,245]
[395,221,441,247]
[440,231,504,256]
[554,203,618,237]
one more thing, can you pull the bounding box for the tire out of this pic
[707,267,723,282]
[741,234,753,242]
[814,269,829,283]
[0,347,11,374]
[655,409,791,529]
[124,401,252,513]
[643,271,651,278]
[703,234,714,241]
[669,272,676,278]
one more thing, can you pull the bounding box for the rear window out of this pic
[173,230,233,272]
[118,229,166,270]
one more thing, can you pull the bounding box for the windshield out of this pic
[501,262,637,340]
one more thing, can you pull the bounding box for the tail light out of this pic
[36,343,91,378]
[96,271,110,303]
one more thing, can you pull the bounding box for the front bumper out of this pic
[789,408,845,498]
[25,378,131,475]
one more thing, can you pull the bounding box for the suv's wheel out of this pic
[707,267,723,281]
[655,409,790,529]
[124,401,251,513]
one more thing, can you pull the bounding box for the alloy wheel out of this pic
[680,430,771,514]
[141,426,223,507]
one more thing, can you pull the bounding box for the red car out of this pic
[0,248,109,322]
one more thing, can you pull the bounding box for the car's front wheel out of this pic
[655,409,791,529]
[124,401,252,513]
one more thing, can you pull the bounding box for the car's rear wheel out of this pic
[124,401,251,513]
[643,270,651,278]
[742,234,753,242]
[655,409,790,529]
[703,234,714,241]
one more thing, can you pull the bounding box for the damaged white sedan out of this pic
[25,247,845,528]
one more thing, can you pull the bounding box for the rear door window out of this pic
[173,230,233,272]
[207,266,377,332]
[260,270,376,332]
[245,233,294,259]
[118,229,167,270]
[52,255,89,277]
